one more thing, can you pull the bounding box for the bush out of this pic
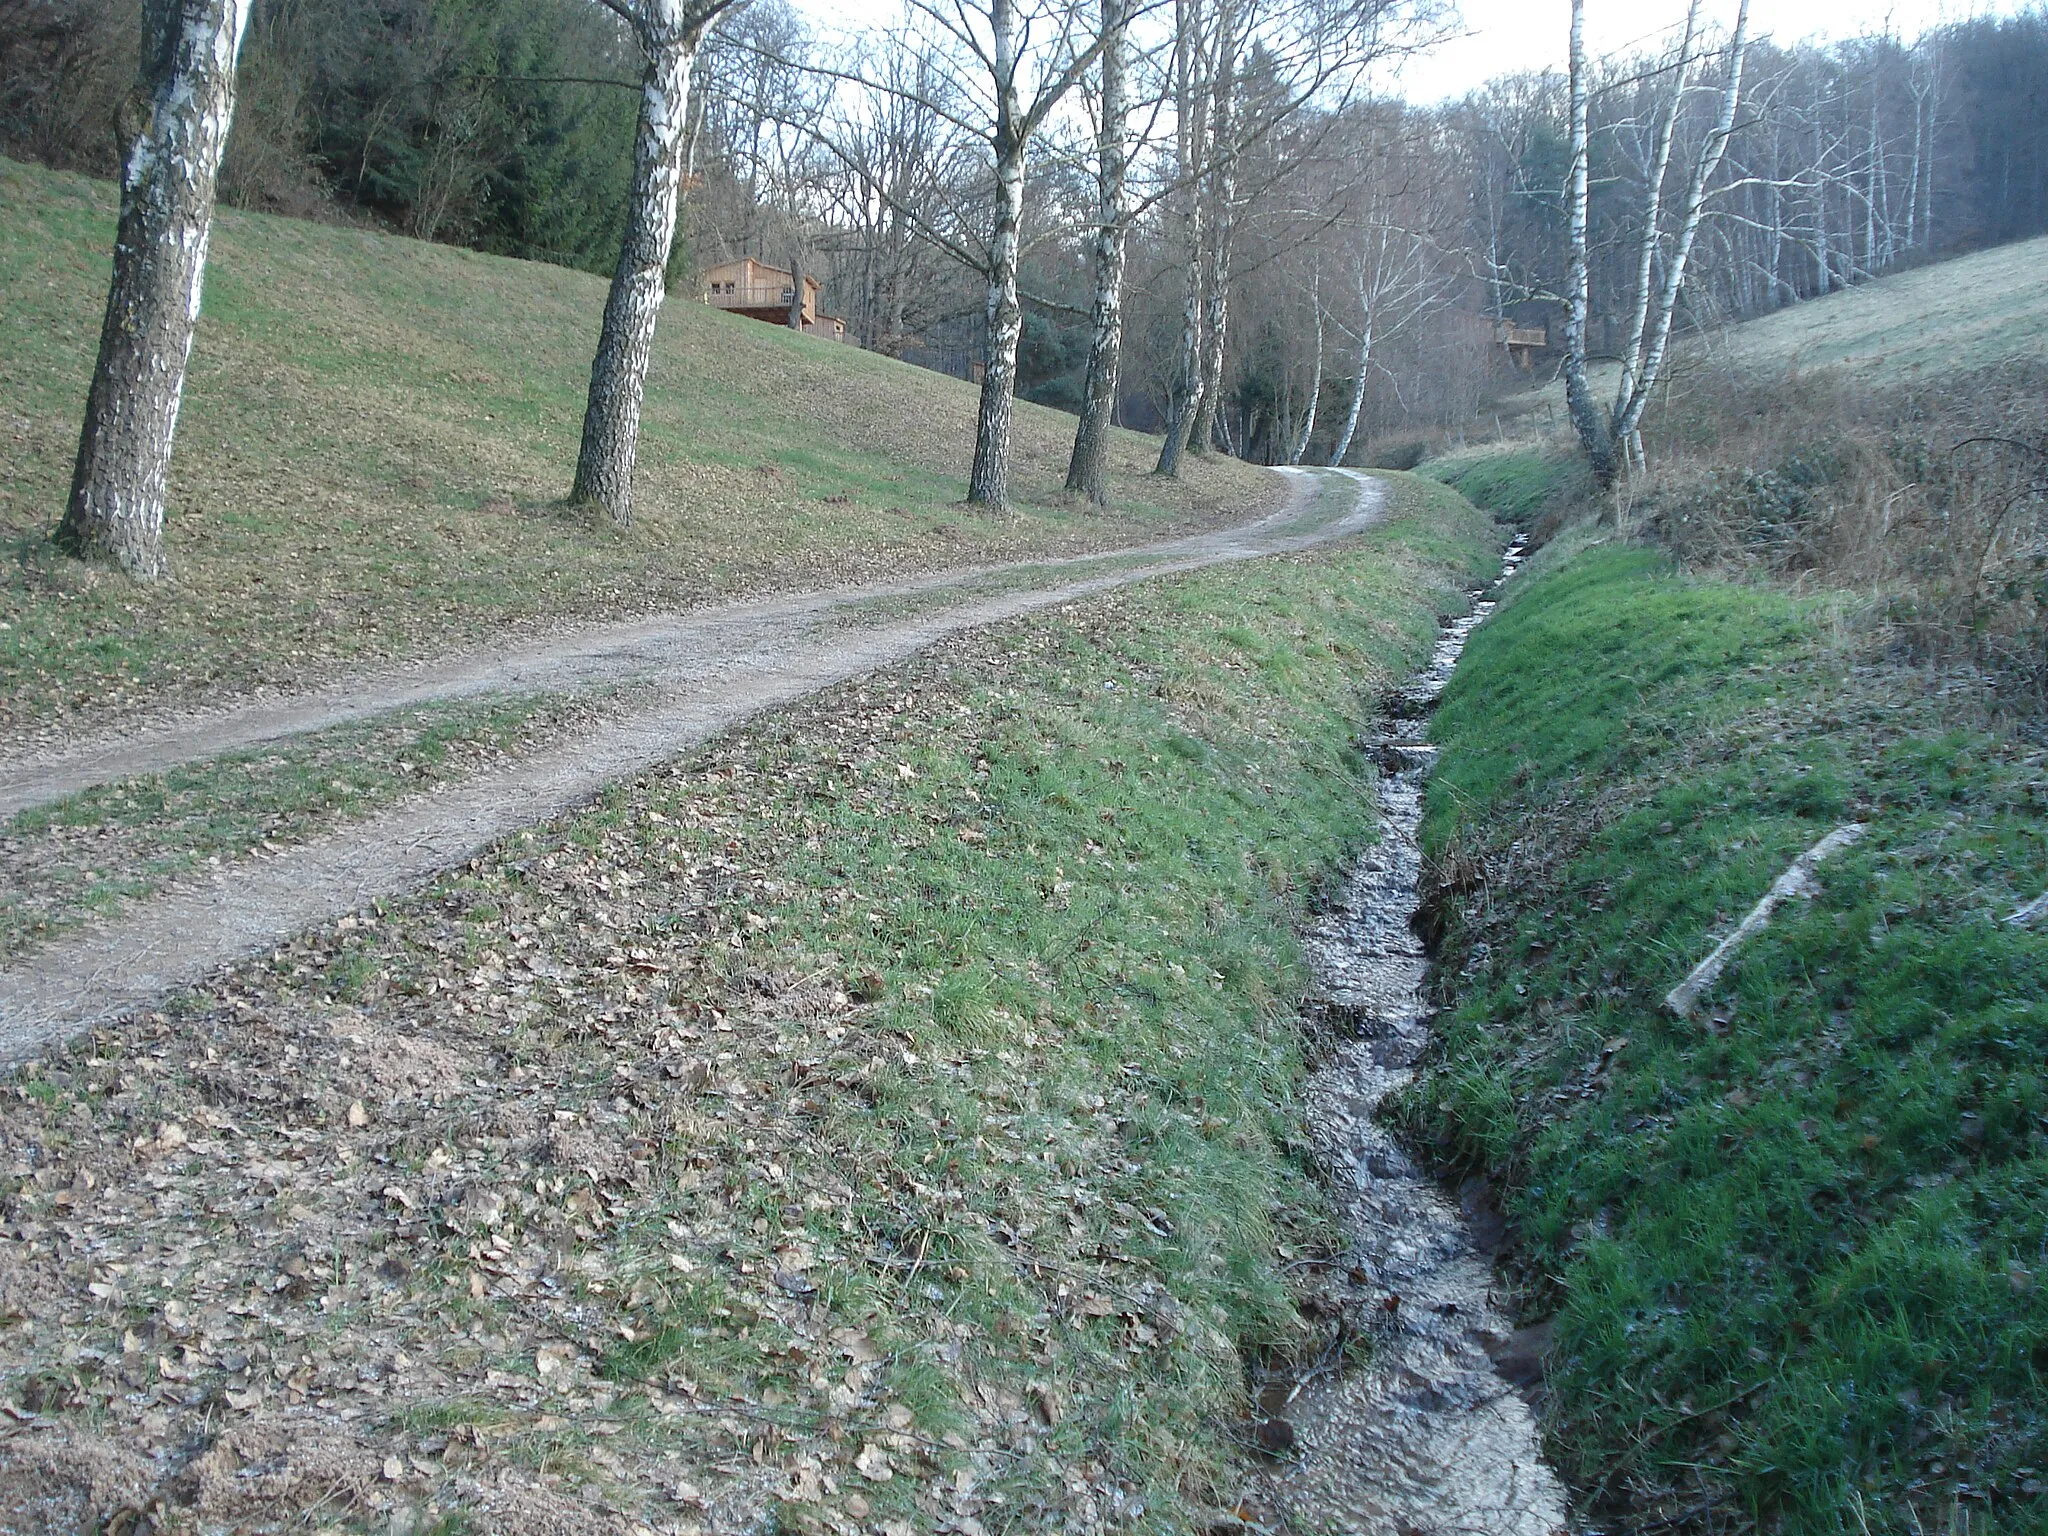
[1639,360,2048,695]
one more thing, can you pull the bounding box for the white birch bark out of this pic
[1809,112,1833,294]
[1288,275,1323,465]
[1559,0,1617,487]
[1326,264,1373,467]
[1154,0,1210,479]
[968,117,1026,508]
[1066,0,1131,505]
[57,0,254,578]
[1611,0,1751,448]
[572,0,731,527]
[1186,0,1239,458]
[1612,0,1700,429]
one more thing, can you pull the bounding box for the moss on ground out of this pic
[1401,540,2048,1533]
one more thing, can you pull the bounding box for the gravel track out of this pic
[0,469,1381,1062]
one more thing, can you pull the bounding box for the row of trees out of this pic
[8,0,2046,573]
[639,0,2048,476]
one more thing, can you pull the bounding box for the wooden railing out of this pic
[707,281,798,309]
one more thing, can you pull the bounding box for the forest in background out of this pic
[4,0,2046,461]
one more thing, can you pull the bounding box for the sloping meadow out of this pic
[0,480,1497,1533]
[0,156,1274,736]
[1402,543,2048,1532]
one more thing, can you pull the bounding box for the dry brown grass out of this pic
[1630,360,2048,694]
[0,157,1276,741]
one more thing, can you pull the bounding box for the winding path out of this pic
[0,469,1382,1063]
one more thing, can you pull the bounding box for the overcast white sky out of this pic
[784,0,2013,104]
[1390,0,2002,102]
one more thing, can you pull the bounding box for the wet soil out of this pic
[1257,537,1572,1535]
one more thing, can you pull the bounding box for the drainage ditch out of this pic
[1253,536,1569,1535]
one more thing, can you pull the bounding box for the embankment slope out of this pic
[1406,541,2048,1531]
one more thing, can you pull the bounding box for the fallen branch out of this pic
[2007,892,2048,927]
[1664,824,1866,1018]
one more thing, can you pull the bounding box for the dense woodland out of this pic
[6,0,2047,471]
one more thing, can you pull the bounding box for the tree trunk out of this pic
[1611,0,1751,450]
[1288,283,1322,464]
[1560,0,1619,488]
[1327,285,1372,468]
[1154,0,1207,479]
[787,246,806,330]
[57,0,254,578]
[570,15,697,528]
[1810,114,1833,295]
[1612,0,1698,426]
[968,132,1025,509]
[1066,0,1130,505]
[1188,262,1228,456]
[1154,194,1205,477]
[1186,5,1238,458]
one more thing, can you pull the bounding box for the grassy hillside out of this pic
[1501,235,2048,427]
[1403,542,2048,1533]
[1692,236,2048,383]
[0,478,1500,1536]
[0,157,1273,736]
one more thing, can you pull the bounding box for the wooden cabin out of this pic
[1500,320,1550,371]
[700,258,849,341]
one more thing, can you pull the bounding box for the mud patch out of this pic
[1256,538,1568,1535]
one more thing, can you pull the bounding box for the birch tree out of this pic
[1064,0,1132,503]
[1150,0,1424,476]
[1153,0,1215,478]
[798,0,1116,509]
[569,0,745,527]
[1323,174,1458,464]
[958,0,1120,508]
[55,0,255,578]
[1182,0,1241,458]
[1286,262,1323,463]
[1561,0,1752,486]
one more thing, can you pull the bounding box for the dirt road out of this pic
[0,469,1381,1062]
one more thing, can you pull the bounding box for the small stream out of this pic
[1257,537,1571,1535]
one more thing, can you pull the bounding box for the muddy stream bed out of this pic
[1255,536,1571,1535]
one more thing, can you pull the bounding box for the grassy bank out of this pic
[0,687,623,962]
[1420,446,1589,534]
[0,156,1274,738]
[1401,540,2048,1532]
[0,475,1499,1534]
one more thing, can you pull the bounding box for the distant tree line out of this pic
[9,0,2047,573]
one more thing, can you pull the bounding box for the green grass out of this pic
[0,689,612,960]
[1420,447,1592,529]
[1399,541,2048,1533]
[0,475,1502,1531]
[0,156,1274,735]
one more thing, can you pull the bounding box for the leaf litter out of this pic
[0,508,1504,1535]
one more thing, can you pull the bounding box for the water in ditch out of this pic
[1254,536,1571,1535]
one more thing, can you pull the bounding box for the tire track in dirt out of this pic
[0,470,1382,1062]
[0,478,1323,820]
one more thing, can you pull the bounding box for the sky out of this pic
[784,0,2015,104]
[1390,0,2005,103]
